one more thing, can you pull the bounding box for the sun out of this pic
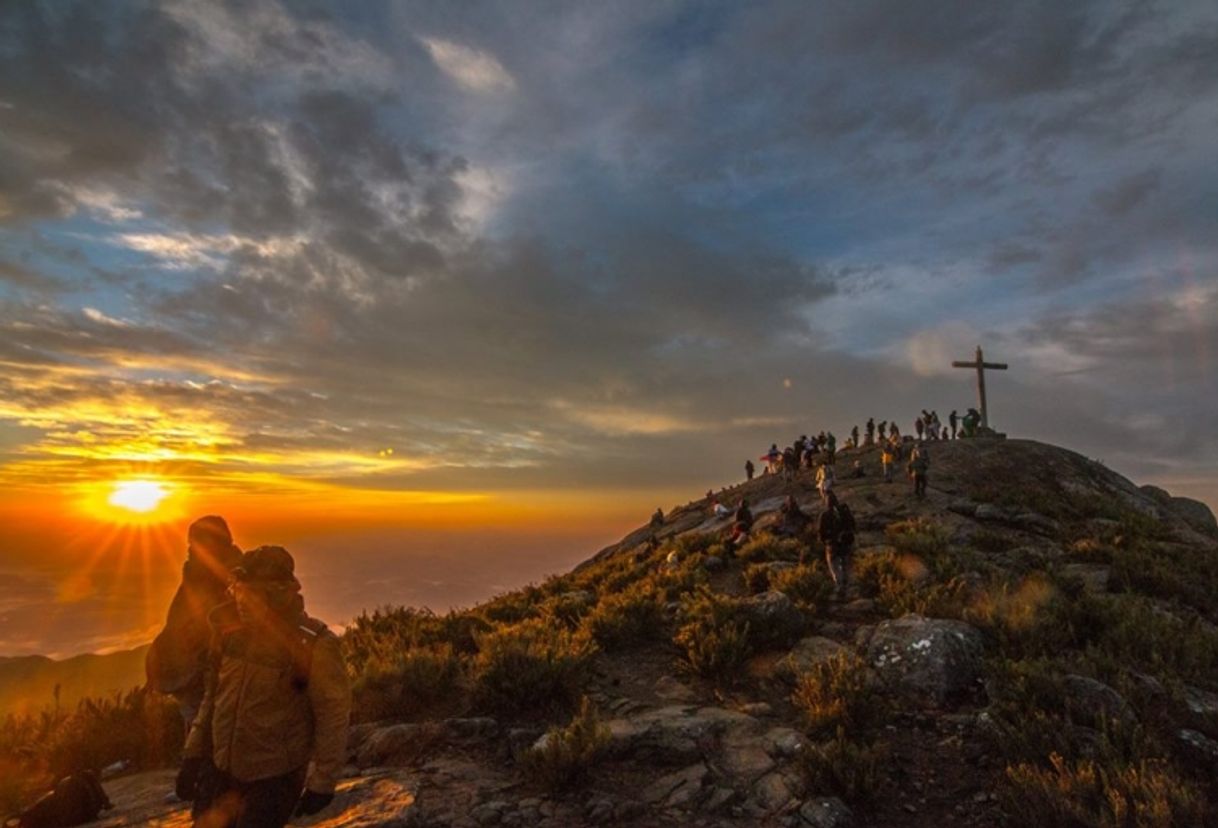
[108,480,171,514]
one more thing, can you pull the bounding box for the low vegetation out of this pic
[520,697,611,791]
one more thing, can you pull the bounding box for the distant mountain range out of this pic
[0,645,150,716]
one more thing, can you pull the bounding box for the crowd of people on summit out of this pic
[650,405,985,601]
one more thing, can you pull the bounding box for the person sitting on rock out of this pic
[818,493,856,597]
[734,498,754,533]
[776,495,808,538]
[177,546,350,828]
[650,507,665,529]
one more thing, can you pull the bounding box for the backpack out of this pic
[12,771,111,828]
[836,504,856,547]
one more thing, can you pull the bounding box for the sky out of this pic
[1,1,1216,657]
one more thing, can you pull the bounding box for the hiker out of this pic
[177,546,351,828]
[745,459,755,481]
[815,462,835,505]
[825,432,837,464]
[889,422,899,440]
[734,498,754,533]
[793,435,807,460]
[146,516,244,730]
[949,410,959,440]
[777,495,808,539]
[818,493,856,597]
[765,444,781,473]
[877,420,886,442]
[850,425,860,448]
[782,446,798,481]
[865,418,875,446]
[712,498,731,517]
[881,442,896,483]
[914,417,925,441]
[908,444,930,499]
[649,507,665,529]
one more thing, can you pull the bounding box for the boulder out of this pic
[865,614,985,708]
[741,591,806,649]
[973,504,1013,522]
[1176,729,1218,772]
[751,771,795,811]
[1060,563,1110,594]
[644,763,709,808]
[356,723,430,768]
[797,796,853,827]
[1141,486,1218,536]
[1060,675,1135,727]
[654,674,698,702]
[605,705,755,764]
[1182,685,1218,738]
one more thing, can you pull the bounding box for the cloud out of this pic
[421,37,516,93]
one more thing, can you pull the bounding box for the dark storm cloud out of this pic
[0,0,1215,505]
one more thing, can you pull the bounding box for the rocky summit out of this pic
[77,440,1218,825]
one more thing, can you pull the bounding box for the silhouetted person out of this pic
[650,507,665,529]
[908,444,930,499]
[178,546,351,828]
[777,495,808,539]
[818,493,856,597]
[147,516,244,730]
[745,459,755,481]
[949,410,959,440]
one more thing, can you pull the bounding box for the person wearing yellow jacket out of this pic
[177,546,351,827]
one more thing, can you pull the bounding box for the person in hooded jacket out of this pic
[146,516,244,729]
[176,546,351,828]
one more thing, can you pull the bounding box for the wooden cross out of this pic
[952,346,1008,429]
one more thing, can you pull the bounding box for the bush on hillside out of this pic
[582,584,665,651]
[1003,753,1208,828]
[520,696,610,791]
[674,588,753,684]
[471,618,596,718]
[799,727,889,804]
[350,644,465,722]
[791,652,884,736]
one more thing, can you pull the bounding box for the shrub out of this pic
[770,564,835,611]
[791,652,883,736]
[582,585,665,651]
[969,527,1015,553]
[743,563,774,594]
[799,728,890,803]
[479,585,547,625]
[520,696,611,791]
[350,644,465,722]
[885,518,949,561]
[1109,541,1218,619]
[737,533,804,564]
[343,607,490,674]
[674,589,753,684]
[0,687,182,813]
[471,619,596,718]
[1002,753,1208,828]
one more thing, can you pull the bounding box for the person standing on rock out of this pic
[147,516,244,731]
[850,425,860,449]
[949,410,959,440]
[881,442,896,483]
[815,462,835,505]
[745,459,755,481]
[177,546,351,828]
[908,444,930,499]
[818,493,856,597]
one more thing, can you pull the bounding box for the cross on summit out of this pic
[952,346,1007,430]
